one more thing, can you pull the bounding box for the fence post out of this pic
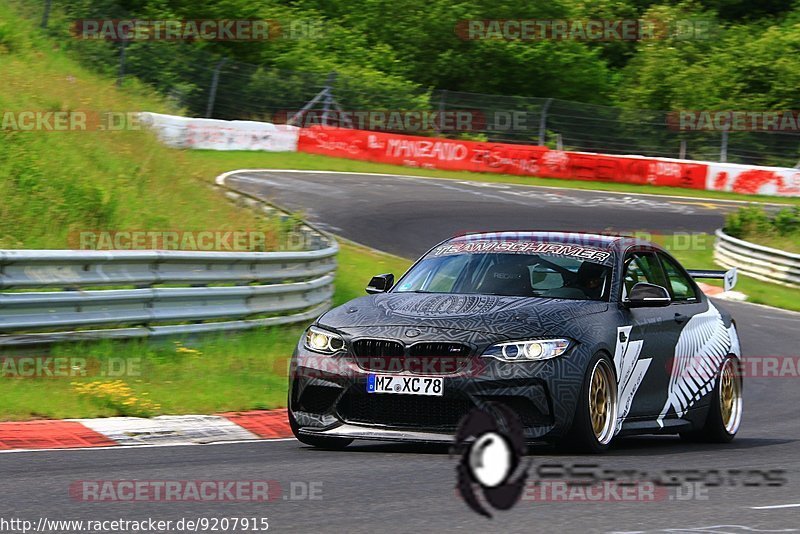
[41,0,52,29]
[116,39,128,87]
[679,139,687,159]
[720,129,728,163]
[321,72,336,126]
[205,58,228,118]
[556,133,563,151]
[438,90,448,134]
[538,98,553,146]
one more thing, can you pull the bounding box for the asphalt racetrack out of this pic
[2,171,799,533]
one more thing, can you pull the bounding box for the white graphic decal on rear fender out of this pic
[657,302,731,427]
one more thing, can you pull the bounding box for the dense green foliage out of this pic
[18,0,800,115]
[724,205,800,252]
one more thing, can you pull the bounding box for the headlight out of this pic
[303,326,346,354]
[482,338,571,362]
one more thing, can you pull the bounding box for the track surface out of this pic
[227,170,759,258]
[3,171,799,534]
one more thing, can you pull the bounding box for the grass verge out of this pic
[0,3,281,249]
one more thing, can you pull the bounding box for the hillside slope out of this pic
[0,3,267,249]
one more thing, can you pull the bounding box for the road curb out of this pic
[0,409,292,452]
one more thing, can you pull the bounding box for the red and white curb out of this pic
[0,410,292,451]
[697,282,748,302]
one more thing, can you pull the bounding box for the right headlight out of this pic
[303,326,346,355]
[482,338,571,362]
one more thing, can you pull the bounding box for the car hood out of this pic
[318,293,609,338]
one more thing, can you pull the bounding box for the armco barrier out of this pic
[714,229,800,288]
[296,126,800,197]
[0,177,337,347]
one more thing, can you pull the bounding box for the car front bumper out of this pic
[288,340,590,443]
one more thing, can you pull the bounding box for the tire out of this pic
[288,403,353,450]
[560,353,619,453]
[681,356,742,444]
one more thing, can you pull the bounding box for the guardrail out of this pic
[0,177,338,347]
[714,229,800,288]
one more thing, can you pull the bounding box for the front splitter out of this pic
[299,423,455,444]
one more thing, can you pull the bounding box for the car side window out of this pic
[658,253,699,302]
[623,252,667,297]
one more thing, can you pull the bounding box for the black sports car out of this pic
[288,232,743,452]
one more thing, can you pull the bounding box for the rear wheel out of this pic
[561,354,618,453]
[681,356,742,443]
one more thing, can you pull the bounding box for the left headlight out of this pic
[482,338,571,362]
[303,326,346,355]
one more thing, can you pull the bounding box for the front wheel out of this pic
[681,356,742,443]
[560,354,619,453]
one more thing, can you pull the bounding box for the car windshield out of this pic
[394,251,613,301]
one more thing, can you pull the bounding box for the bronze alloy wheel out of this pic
[588,359,618,445]
[719,358,743,435]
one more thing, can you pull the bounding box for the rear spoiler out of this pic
[687,268,737,292]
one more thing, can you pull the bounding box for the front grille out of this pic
[338,389,474,429]
[353,339,472,374]
[352,339,404,358]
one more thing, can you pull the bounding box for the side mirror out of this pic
[366,273,394,294]
[625,282,671,308]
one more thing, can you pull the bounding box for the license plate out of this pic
[367,374,443,396]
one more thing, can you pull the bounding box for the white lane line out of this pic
[750,503,800,510]
[0,437,297,455]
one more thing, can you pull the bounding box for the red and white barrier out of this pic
[140,112,300,152]
[141,113,799,197]
[297,126,800,197]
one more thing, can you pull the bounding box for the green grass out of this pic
[332,239,413,306]
[742,235,800,254]
[0,3,280,249]
[185,150,800,207]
